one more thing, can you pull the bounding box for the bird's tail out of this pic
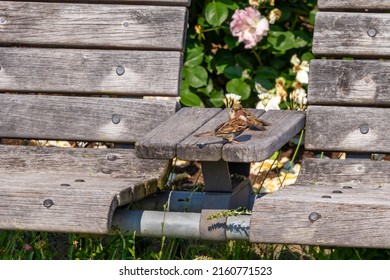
[194,131,214,137]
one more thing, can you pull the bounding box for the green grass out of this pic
[2,229,390,260]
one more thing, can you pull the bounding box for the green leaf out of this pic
[184,47,204,68]
[226,79,251,100]
[219,0,239,10]
[183,65,208,88]
[309,8,318,25]
[301,52,315,62]
[209,90,226,107]
[198,78,214,96]
[235,53,254,70]
[252,75,273,90]
[255,66,278,79]
[223,66,242,79]
[205,2,228,27]
[180,89,205,107]
[214,49,235,74]
[267,31,296,53]
[293,31,310,48]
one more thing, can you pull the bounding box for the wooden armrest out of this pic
[136,108,305,163]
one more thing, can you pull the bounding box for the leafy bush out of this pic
[180,0,317,110]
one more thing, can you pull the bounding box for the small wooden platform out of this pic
[136,108,305,162]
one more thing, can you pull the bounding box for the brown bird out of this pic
[194,109,248,144]
[229,103,271,131]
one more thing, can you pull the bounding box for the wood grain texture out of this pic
[0,145,170,206]
[250,160,390,247]
[305,106,390,153]
[136,108,222,159]
[10,0,191,7]
[0,94,177,142]
[177,109,305,162]
[0,48,182,96]
[318,0,390,12]
[0,2,188,50]
[222,110,305,162]
[297,158,390,186]
[0,145,171,233]
[313,12,390,58]
[308,60,390,106]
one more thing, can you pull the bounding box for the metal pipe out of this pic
[112,210,251,241]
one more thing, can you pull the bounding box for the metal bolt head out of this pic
[0,17,6,24]
[367,28,377,37]
[309,212,320,222]
[116,66,125,76]
[360,123,369,134]
[43,199,54,208]
[106,154,117,161]
[122,21,129,27]
[112,114,121,124]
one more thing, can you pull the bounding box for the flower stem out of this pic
[251,49,262,65]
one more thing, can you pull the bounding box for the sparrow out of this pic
[229,103,271,131]
[194,109,248,144]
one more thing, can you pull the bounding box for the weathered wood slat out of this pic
[318,0,390,12]
[308,60,390,106]
[0,145,171,233]
[250,159,390,247]
[0,94,177,142]
[222,110,305,162]
[0,145,170,206]
[136,108,222,159]
[0,48,182,96]
[305,106,390,153]
[0,2,188,50]
[139,108,305,162]
[177,110,304,162]
[12,0,191,7]
[313,12,390,57]
[297,158,390,186]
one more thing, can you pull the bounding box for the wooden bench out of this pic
[250,0,390,248]
[0,0,189,234]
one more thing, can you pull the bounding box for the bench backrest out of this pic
[306,0,390,154]
[0,0,189,143]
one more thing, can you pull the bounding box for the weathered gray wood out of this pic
[13,0,191,7]
[0,145,170,206]
[313,12,390,58]
[305,106,390,153]
[136,108,222,159]
[0,145,171,233]
[176,109,233,161]
[177,109,304,162]
[308,60,390,106]
[297,158,390,186]
[250,159,390,247]
[0,94,177,142]
[0,2,187,50]
[318,0,390,12]
[222,110,305,162]
[0,48,182,96]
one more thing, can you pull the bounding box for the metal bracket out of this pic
[199,160,252,241]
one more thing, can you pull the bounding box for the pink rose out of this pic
[230,7,269,49]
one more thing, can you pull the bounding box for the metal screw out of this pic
[309,212,320,222]
[122,21,129,27]
[107,154,117,161]
[332,190,343,194]
[112,114,121,124]
[116,66,125,76]
[75,179,85,182]
[60,183,70,187]
[322,195,332,199]
[367,28,377,37]
[0,18,6,24]
[360,123,369,134]
[43,199,54,208]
